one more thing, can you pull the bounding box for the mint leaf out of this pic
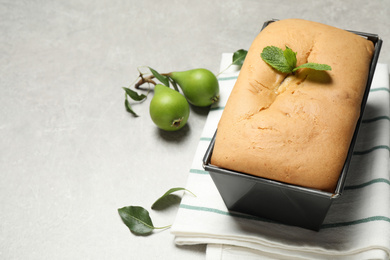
[293,62,332,72]
[232,49,248,66]
[283,46,297,71]
[260,46,294,73]
[149,67,170,87]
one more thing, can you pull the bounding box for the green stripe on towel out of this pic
[362,115,390,123]
[210,106,225,111]
[321,216,390,229]
[370,87,390,93]
[218,76,238,81]
[353,145,390,155]
[344,178,390,190]
[189,169,209,175]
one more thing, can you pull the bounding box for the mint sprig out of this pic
[260,45,331,74]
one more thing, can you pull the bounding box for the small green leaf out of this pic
[232,49,248,66]
[168,78,179,92]
[293,62,332,72]
[124,98,139,117]
[151,194,181,210]
[123,87,147,101]
[216,49,249,77]
[283,46,297,71]
[149,67,170,87]
[260,46,293,74]
[118,206,155,235]
[122,87,147,116]
[151,187,195,210]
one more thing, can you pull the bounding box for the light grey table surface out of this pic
[1,1,389,259]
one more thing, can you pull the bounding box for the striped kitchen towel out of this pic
[171,53,390,260]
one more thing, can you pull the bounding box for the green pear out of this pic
[149,84,190,131]
[169,68,219,107]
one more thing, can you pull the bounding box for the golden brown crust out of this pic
[210,19,375,192]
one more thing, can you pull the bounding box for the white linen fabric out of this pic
[171,53,390,260]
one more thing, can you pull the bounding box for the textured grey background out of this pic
[1,0,389,259]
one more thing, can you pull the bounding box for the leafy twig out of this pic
[135,73,157,89]
[124,67,170,116]
[135,67,171,89]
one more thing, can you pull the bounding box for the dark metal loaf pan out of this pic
[202,20,382,231]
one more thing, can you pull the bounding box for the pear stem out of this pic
[135,73,156,88]
[135,72,172,89]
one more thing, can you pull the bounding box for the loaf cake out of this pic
[210,19,375,192]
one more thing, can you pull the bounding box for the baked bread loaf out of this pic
[210,19,375,192]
